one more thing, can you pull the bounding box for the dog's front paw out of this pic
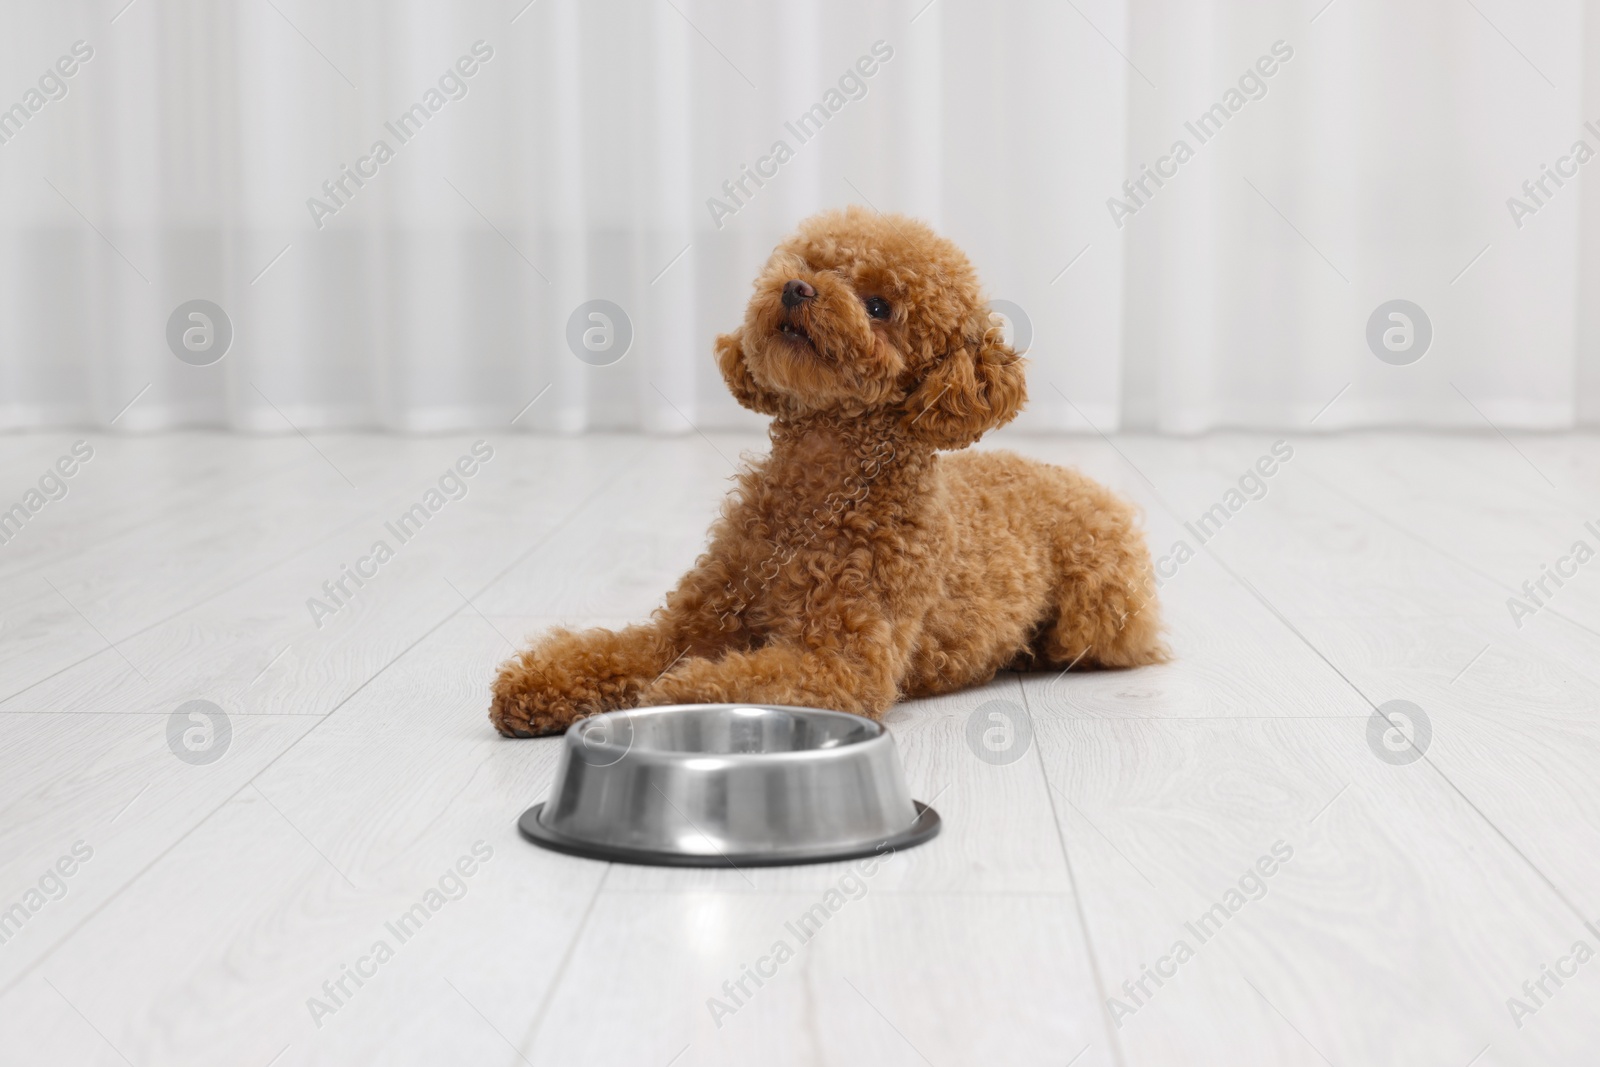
[489,651,604,738]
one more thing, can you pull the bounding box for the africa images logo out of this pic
[305,41,494,229]
[166,300,233,366]
[305,442,494,629]
[0,40,94,148]
[705,40,894,229]
[1107,841,1295,1027]
[1107,40,1294,228]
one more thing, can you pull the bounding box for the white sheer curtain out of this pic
[1121,0,1595,432]
[0,0,1594,434]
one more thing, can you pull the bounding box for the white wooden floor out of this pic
[2,429,1598,1067]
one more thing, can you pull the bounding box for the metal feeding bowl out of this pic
[518,704,941,867]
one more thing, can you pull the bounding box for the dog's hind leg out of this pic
[1034,497,1168,670]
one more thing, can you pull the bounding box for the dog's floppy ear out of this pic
[900,310,1027,449]
[715,329,784,416]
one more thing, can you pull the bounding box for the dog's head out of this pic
[717,206,1026,449]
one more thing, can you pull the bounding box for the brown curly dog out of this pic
[490,206,1166,736]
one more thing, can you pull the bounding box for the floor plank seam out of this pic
[1015,674,1129,1067]
[0,449,641,1000]
[0,504,391,711]
[511,865,613,1061]
[1201,539,1600,948]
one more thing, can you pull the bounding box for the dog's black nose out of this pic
[781,279,816,308]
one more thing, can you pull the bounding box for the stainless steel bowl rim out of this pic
[566,704,888,760]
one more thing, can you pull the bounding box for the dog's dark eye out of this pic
[864,297,891,320]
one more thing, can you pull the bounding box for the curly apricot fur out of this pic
[488,207,1166,738]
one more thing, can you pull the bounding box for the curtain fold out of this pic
[1123,0,1591,432]
[0,0,1594,433]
